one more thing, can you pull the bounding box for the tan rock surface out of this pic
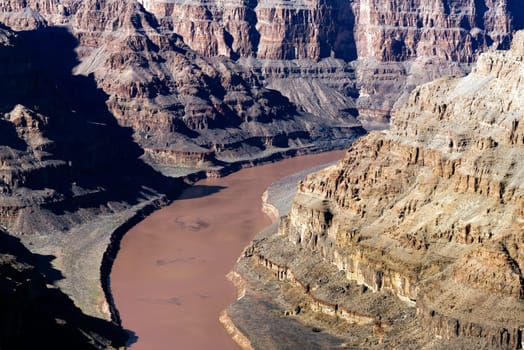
[233,30,524,349]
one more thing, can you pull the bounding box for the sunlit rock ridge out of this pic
[233,30,524,350]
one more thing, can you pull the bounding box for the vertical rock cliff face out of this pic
[235,31,524,349]
[138,0,523,124]
[139,0,356,60]
[140,0,517,62]
[353,0,510,62]
[0,22,179,233]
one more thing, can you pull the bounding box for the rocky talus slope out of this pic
[229,31,524,349]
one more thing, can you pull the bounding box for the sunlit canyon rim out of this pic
[0,0,522,349]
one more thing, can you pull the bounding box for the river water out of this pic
[111,151,345,349]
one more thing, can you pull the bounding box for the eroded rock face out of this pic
[139,0,356,61]
[0,23,181,235]
[137,0,524,123]
[236,31,524,349]
[0,0,364,173]
[141,0,519,62]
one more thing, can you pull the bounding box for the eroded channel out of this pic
[111,151,345,349]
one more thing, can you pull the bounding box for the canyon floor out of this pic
[111,151,346,349]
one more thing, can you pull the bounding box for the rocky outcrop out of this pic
[139,0,356,61]
[233,31,524,349]
[0,23,180,234]
[352,0,516,62]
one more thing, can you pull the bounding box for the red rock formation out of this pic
[141,0,518,62]
[138,0,523,124]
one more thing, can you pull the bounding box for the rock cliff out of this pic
[139,0,524,123]
[0,0,363,340]
[140,0,520,62]
[0,22,177,234]
[231,31,524,349]
[0,0,364,173]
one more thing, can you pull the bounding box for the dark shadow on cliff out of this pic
[247,0,261,58]
[177,184,226,200]
[0,230,130,349]
[0,26,181,213]
[0,118,27,150]
[0,231,64,284]
[332,0,357,61]
[473,0,488,29]
[508,0,524,31]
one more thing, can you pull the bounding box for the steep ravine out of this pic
[0,1,362,337]
[0,0,522,348]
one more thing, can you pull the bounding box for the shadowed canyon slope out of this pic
[0,2,362,325]
[0,23,184,334]
[0,23,177,234]
[0,0,364,172]
[0,230,128,349]
[231,31,524,349]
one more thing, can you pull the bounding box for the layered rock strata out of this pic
[231,31,524,349]
[0,23,178,234]
[139,0,524,122]
[0,24,187,334]
[0,0,364,172]
[140,0,519,62]
[0,1,362,339]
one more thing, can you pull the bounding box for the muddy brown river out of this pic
[111,151,345,349]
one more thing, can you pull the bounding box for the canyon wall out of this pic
[139,0,524,123]
[2,0,522,171]
[140,0,520,62]
[0,3,363,341]
[234,31,524,349]
[0,0,364,174]
[0,22,180,234]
